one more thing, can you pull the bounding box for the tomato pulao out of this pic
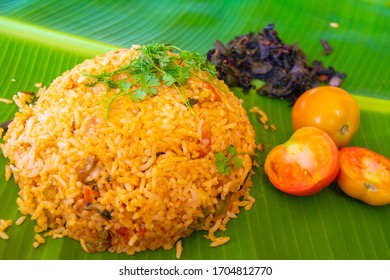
[1,45,256,257]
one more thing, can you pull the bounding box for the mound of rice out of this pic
[1,45,255,256]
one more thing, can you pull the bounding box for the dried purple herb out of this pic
[207,24,347,104]
[320,39,333,55]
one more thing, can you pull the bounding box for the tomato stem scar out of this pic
[364,182,377,191]
[340,124,349,135]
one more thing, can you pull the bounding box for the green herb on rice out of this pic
[214,145,244,176]
[84,43,217,117]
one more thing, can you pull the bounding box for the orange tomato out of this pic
[337,147,390,206]
[264,127,340,196]
[292,86,360,149]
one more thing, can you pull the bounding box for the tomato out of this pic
[337,147,390,206]
[292,86,360,149]
[264,126,340,196]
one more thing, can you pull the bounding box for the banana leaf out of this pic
[0,0,390,260]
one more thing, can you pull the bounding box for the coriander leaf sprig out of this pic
[214,145,244,176]
[84,43,217,118]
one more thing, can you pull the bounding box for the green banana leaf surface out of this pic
[0,0,390,260]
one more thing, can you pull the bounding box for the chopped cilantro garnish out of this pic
[84,43,217,118]
[215,145,244,176]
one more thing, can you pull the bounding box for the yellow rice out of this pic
[15,215,27,226]
[12,91,34,109]
[0,97,13,104]
[1,46,256,256]
[175,240,183,259]
[0,219,12,240]
[0,231,8,240]
[33,233,46,248]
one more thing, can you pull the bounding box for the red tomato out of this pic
[264,127,340,196]
[337,147,390,206]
